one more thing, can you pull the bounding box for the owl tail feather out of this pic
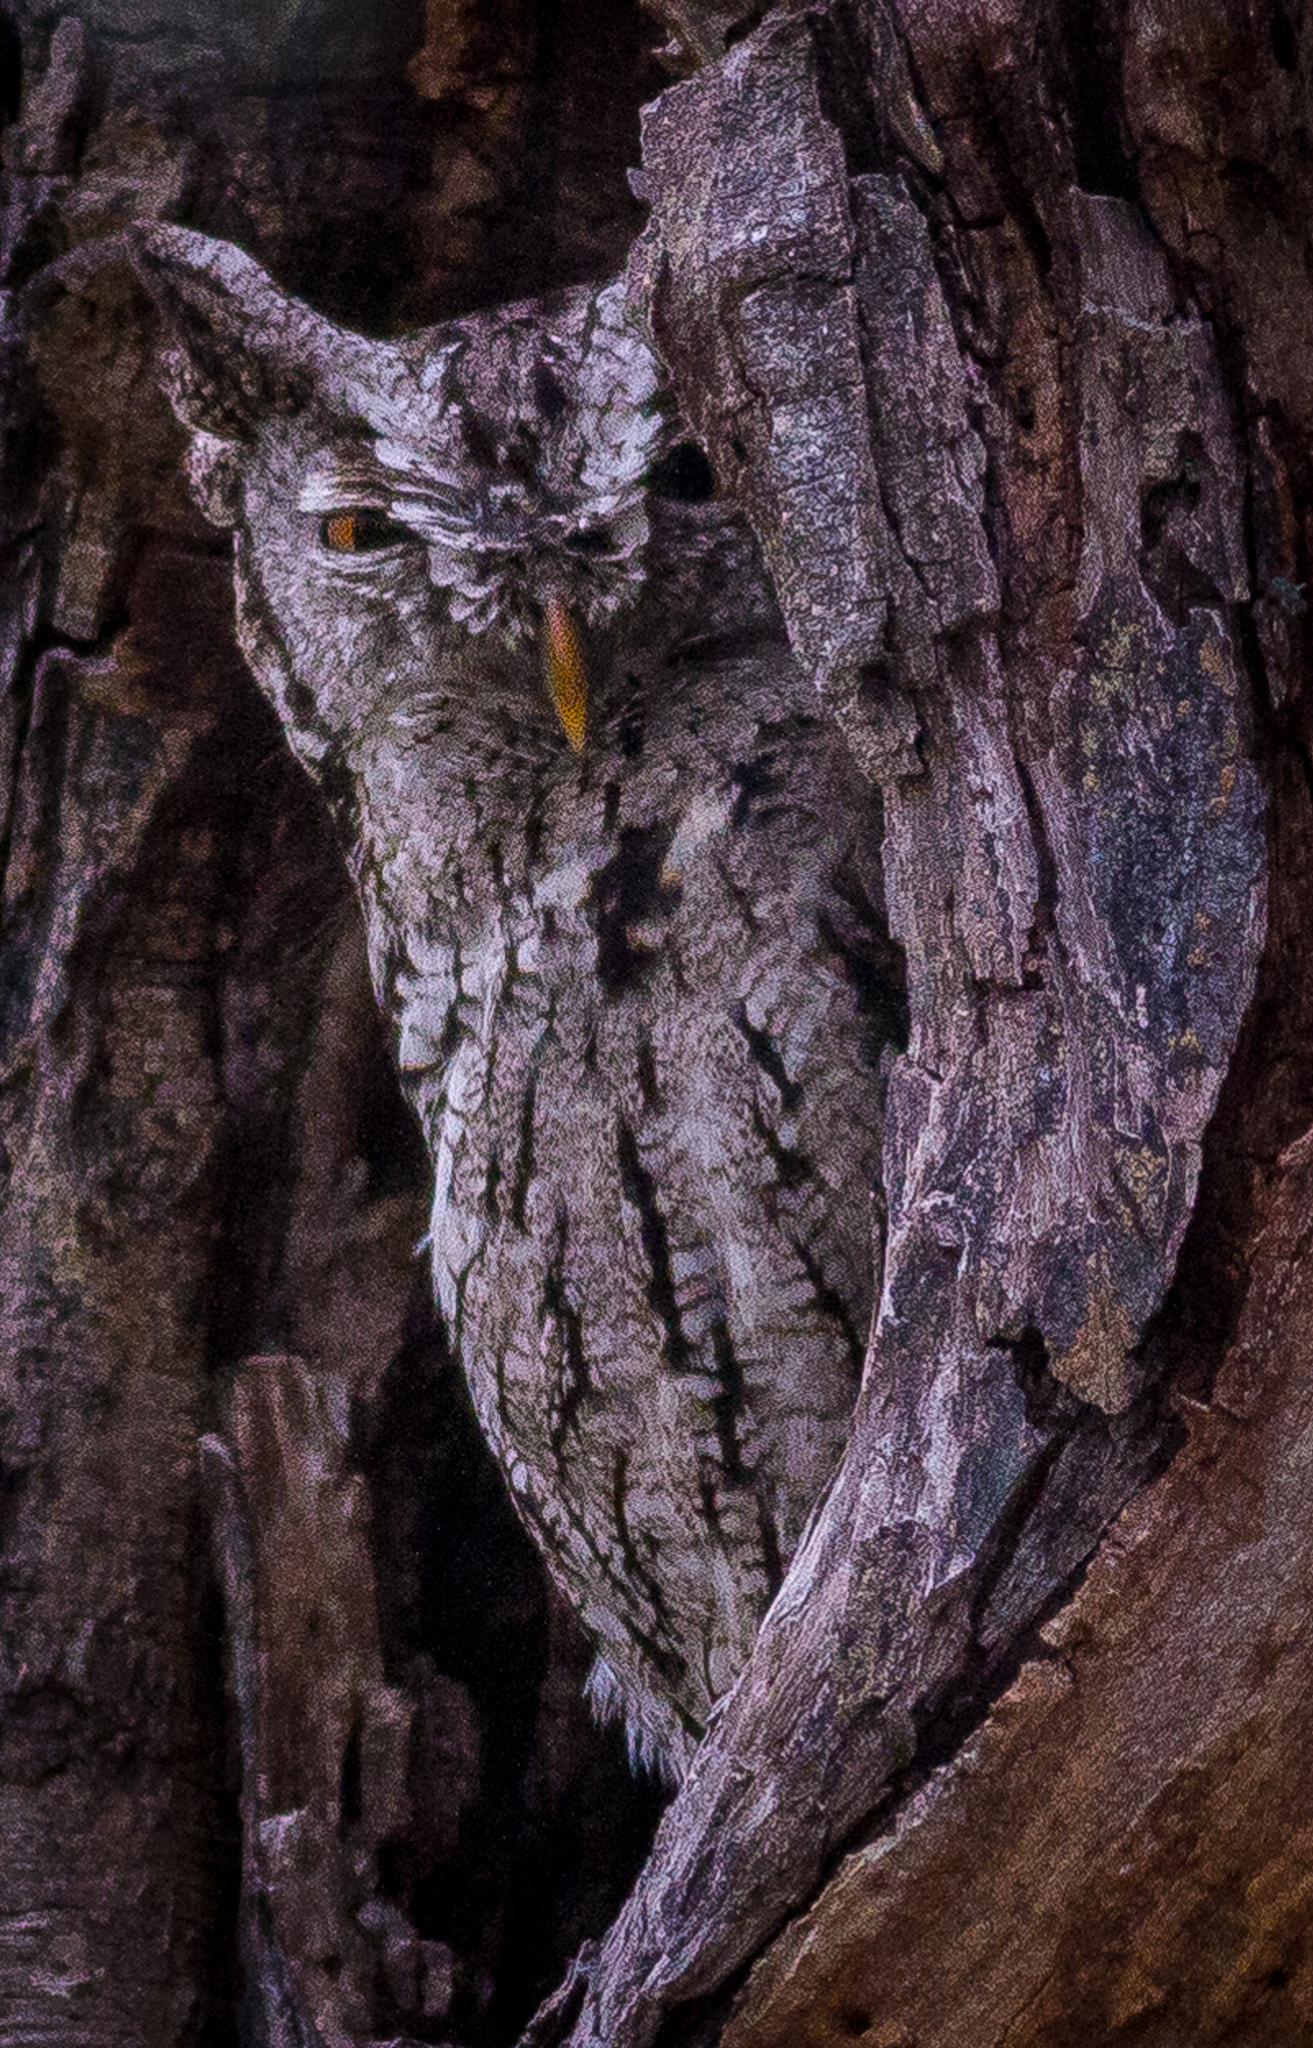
[584,1652,694,1787]
[541,596,588,752]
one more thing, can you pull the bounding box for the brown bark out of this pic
[723,1121,1313,2046]
[3,2,1313,2046]
[0,6,664,2044]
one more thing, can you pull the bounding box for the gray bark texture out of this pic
[2,2,1312,2047]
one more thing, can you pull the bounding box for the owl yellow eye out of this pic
[319,509,413,552]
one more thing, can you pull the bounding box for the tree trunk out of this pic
[0,6,666,2044]
[3,3,1311,2046]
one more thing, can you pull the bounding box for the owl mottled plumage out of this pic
[134,225,904,1777]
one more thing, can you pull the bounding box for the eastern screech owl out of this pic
[133,225,904,1779]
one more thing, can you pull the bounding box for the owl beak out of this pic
[540,595,588,753]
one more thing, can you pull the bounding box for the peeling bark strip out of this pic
[544,7,1267,2043]
[203,1356,423,2048]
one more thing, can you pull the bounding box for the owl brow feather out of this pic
[298,456,480,543]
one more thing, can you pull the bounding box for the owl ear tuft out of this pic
[128,223,322,450]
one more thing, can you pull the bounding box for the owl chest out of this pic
[386,729,891,1758]
[397,812,737,1461]
[405,868,672,1393]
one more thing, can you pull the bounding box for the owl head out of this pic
[129,225,695,756]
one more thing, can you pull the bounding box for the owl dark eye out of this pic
[647,441,715,503]
[319,509,415,553]
[564,527,613,555]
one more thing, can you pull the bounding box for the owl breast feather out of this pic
[396,644,897,1780]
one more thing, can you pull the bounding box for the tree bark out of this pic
[3,2,1312,2046]
[0,6,664,2044]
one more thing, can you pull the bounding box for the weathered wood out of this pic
[724,1117,1313,2046]
[203,1353,461,2045]
[532,8,1271,2042]
[0,6,665,2041]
